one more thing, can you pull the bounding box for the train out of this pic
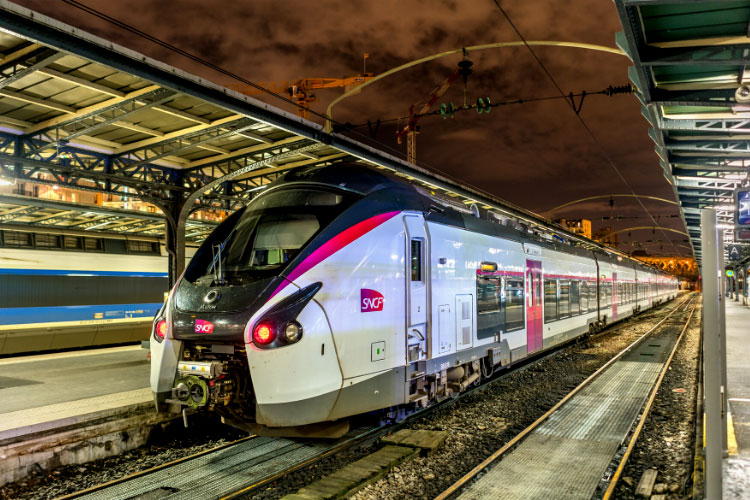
[149,163,678,437]
[0,229,170,355]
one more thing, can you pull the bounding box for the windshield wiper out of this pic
[211,241,226,286]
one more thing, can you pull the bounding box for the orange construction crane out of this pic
[396,68,460,164]
[228,74,375,119]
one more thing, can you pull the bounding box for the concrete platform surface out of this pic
[0,345,149,414]
[724,299,750,498]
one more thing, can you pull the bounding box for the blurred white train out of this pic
[150,163,678,437]
[0,229,171,355]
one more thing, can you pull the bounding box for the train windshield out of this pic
[200,187,357,282]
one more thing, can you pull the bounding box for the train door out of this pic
[526,259,543,353]
[404,215,427,363]
[612,272,618,321]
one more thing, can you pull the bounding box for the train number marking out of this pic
[361,289,384,312]
[195,319,214,333]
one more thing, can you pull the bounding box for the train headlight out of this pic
[283,322,302,343]
[154,319,167,343]
[253,323,275,345]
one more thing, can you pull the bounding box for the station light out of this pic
[735,188,750,229]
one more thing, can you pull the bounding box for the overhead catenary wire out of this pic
[343,86,632,130]
[59,0,422,166]
[59,0,684,256]
[491,0,683,256]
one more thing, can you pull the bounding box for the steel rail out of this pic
[58,296,686,500]
[56,434,257,500]
[601,297,697,499]
[434,293,696,500]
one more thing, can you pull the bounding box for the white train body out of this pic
[150,164,678,433]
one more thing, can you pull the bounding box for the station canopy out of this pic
[0,0,667,284]
[615,0,750,263]
[0,0,580,248]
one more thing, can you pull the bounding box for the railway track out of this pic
[56,296,691,500]
[434,293,698,500]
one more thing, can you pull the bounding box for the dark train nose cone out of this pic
[204,290,221,303]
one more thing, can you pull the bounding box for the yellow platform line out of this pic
[702,411,739,456]
[728,412,739,455]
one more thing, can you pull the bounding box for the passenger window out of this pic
[559,280,570,318]
[570,281,580,315]
[581,281,588,313]
[477,275,503,339]
[410,239,422,282]
[544,279,557,322]
[505,277,524,331]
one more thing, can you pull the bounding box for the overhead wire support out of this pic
[491,0,681,255]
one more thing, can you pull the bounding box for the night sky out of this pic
[14,0,690,256]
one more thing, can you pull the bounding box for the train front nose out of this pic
[247,289,343,428]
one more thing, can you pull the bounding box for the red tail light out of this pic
[253,323,275,345]
[155,319,167,340]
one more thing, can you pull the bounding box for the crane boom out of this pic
[227,73,375,119]
[396,69,460,164]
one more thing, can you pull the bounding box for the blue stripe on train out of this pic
[0,268,168,277]
[0,303,163,325]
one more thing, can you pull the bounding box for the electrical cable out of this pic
[59,0,686,256]
[491,0,684,256]
[345,88,626,129]
[59,0,422,166]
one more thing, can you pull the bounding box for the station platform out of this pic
[0,345,161,486]
[724,299,750,497]
[0,345,151,437]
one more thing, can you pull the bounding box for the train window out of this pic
[34,233,61,248]
[3,231,32,247]
[477,275,503,339]
[410,239,423,282]
[559,280,570,318]
[63,235,82,250]
[85,237,103,252]
[505,277,524,331]
[602,282,612,307]
[570,281,580,315]
[197,187,359,282]
[127,240,158,254]
[544,279,557,322]
[580,281,588,312]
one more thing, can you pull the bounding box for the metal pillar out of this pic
[701,208,723,500]
[718,237,729,457]
[734,264,740,302]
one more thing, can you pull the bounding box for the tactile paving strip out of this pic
[458,353,672,499]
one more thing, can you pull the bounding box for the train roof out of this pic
[269,163,676,279]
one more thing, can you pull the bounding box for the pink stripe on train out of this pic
[269,211,401,299]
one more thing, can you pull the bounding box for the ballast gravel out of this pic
[0,298,695,500]
[612,301,701,499]
[0,416,247,500]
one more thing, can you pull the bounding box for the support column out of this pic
[701,208,723,500]
[735,266,740,301]
[718,237,729,457]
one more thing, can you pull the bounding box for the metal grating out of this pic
[457,356,669,499]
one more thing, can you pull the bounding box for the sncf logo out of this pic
[194,319,214,334]
[361,289,384,312]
